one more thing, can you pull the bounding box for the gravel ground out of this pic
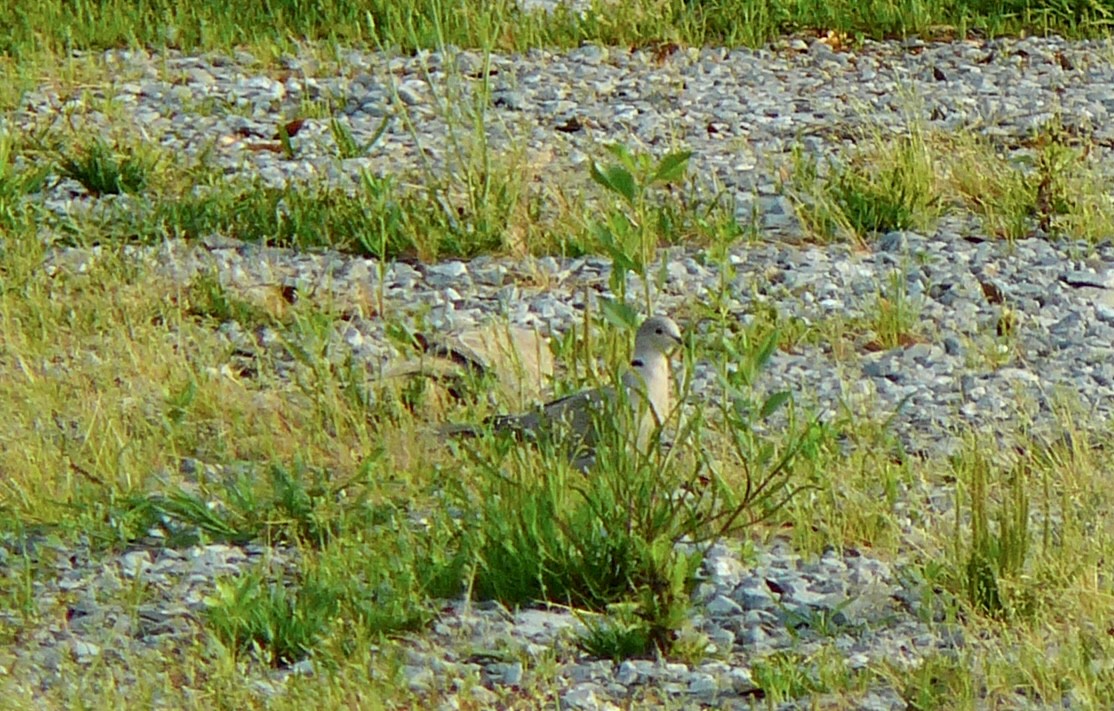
[6,34,1114,708]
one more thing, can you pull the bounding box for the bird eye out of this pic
[655,328,663,334]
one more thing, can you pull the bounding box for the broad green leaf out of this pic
[753,330,780,371]
[589,160,609,190]
[602,165,637,202]
[605,142,636,171]
[652,151,692,183]
[598,230,635,299]
[599,298,639,330]
[594,223,635,271]
[760,390,791,419]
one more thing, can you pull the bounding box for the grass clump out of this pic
[206,570,341,666]
[896,652,979,709]
[943,437,1074,624]
[181,270,278,330]
[579,602,656,662]
[945,118,1114,240]
[0,131,48,229]
[785,117,1114,245]
[750,651,830,702]
[112,171,523,260]
[205,508,460,666]
[59,137,155,196]
[133,462,348,548]
[783,127,942,244]
[0,533,39,625]
[866,269,923,350]
[448,318,822,659]
[956,449,1033,619]
[832,136,940,237]
[911,422,1114,634]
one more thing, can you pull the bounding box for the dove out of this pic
[443,315,683,463]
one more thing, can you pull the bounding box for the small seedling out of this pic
[589,143,692,307]
[867,270,922,350]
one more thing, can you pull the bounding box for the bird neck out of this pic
[631,349,667,372]
[629,350,670,401]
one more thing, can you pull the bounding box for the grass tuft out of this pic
[945,118,1114,240]
[204,505,461,666]
[59,137,154,196]
[0,131,48,229]
[445,320,821,659]
[206,570,341,666]
[783,126,942,244]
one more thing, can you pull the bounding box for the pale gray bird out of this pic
[443,315,684,462]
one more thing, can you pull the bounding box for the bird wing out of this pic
[491,383,616,440]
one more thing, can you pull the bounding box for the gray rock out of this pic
[706,594,743,616]
[11,34,1114,711]
[70,639,101,663]
[403,664,435,691]
[490,661,523,686]
[734,582,777,611]
[616,660,640,686]
[687,673,718,695]
[563,684,618,711]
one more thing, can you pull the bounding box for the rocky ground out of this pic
[5,33,1114,709]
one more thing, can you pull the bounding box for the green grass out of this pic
[206,570,344,667]
[1,0,1110,112]
[0,130,48,229]
[5,167,1114,706]
[749,648,865,702]
[945,118,1114,240]
[31,142,545,260]
[866,269,924,349]
[5,1,1114,707]
[782,124,944,245]
[204,514,459,667]
[16,126,741,261]
[2,0,1111,63]
[58,137,155,196]
[780,114,1114,246]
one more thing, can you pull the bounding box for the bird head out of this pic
[635,315,684,355]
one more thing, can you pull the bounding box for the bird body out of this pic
[444,315,683,463]
[624,338,674,450]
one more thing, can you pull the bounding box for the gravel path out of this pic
[7,35,1114,708]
